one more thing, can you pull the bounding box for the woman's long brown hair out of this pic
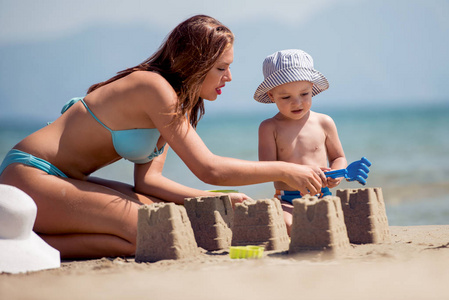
[87,15,234,128]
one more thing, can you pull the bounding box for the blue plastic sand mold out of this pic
[324,157,372,185]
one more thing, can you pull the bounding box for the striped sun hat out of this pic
[253,49,329,103]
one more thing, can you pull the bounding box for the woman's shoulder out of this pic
[126,71,177,100]
[127,71,170,88]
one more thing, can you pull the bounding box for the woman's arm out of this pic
[166,120,322,194]
[134,146,250,205]
[164,120,323,196]
[136,72,323,196]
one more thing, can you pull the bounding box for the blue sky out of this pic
[1,0,448,122]
[0,0,351,43]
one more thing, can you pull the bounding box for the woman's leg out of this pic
[40,233,135,259]
[0,164,147,259]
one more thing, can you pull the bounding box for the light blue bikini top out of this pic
[62,97,166,164]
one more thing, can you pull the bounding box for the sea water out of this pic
[1,104,448,226]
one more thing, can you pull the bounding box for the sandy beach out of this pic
[1,225,448,300]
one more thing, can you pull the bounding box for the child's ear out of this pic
[267,91,274,102]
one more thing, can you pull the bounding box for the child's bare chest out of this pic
[274,122,327,163]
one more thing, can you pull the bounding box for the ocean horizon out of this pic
[1,102,448,226]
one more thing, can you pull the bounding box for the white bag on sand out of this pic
[0,184,60,274]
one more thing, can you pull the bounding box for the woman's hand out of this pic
[221,192,251,208]
[284,164,325,196]
[320,166,343,189]
[326,176,343,189]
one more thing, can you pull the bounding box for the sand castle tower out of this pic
[184,195,234,251]
[135,203,200,262]
[231,198,289,251]
[336,188,390,244]
[289,196,350,254]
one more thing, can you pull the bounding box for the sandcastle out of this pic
[184,195,233,251]
[135,203,200,263]
[289,196,350,254]
[336,187,390,244]
[231,198,290,251]
[135,187,390,262]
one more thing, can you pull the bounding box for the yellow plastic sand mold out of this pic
[229,246,264,259]
[206,190,239,193]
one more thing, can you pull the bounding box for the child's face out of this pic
[267,81,313,120]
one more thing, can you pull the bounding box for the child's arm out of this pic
[258,119,277,162]
[322,115,347,188]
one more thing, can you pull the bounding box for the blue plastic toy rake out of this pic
[324,157,372,185]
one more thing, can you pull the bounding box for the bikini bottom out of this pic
[0,149,68,178]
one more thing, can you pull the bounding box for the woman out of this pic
[0,15,325,258]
